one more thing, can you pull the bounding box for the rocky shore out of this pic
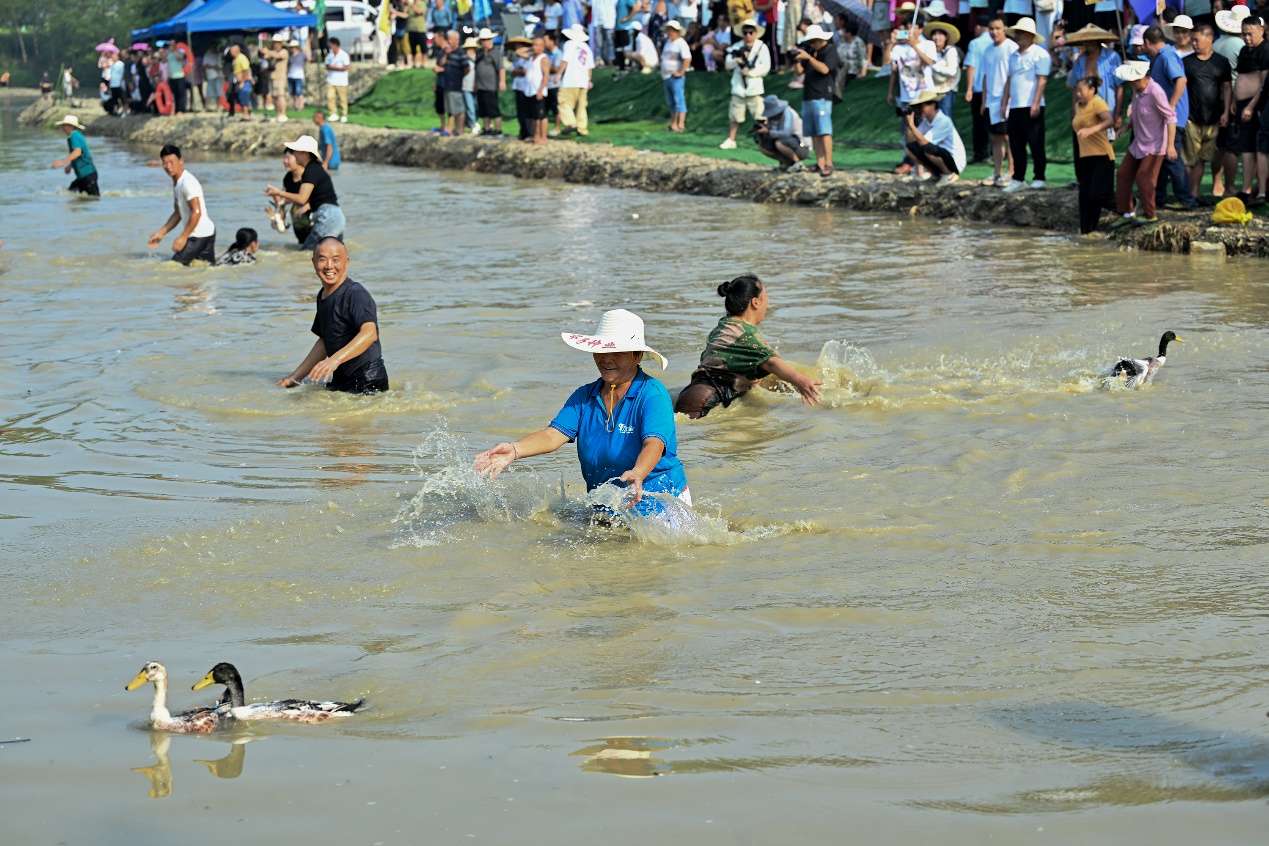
[20,95,1269,258]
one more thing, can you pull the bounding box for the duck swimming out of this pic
[125,662,228,734]
[1106,331,1182,388]
[192,662,365,724]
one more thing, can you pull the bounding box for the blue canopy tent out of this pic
[131,0,318,41]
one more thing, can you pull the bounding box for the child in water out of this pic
[217,227,259,266]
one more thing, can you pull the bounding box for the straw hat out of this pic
[562,24,589,42]
[462,37,480,49]
[897,2,917,12]
[271,32,287,42]
[284,134,320,156]
[1215,5,1250,35]
[733,17,766,38]
[288,39,301,48]
[56,114,87,131]
[1114,60,1150,83]
[799,24,833,44]
[477,28,496,40]
[1064,23,1119,46]
[909,88,941,106]
[562,310,667,370]
[506,35,532,47]
[923,21,960,45]
[665,19,684,33]
[1008,17,1044,43]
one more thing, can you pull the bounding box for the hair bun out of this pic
[716,281,731,297]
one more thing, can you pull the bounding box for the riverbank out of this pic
[19,94,1269,258]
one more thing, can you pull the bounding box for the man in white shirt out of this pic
[324,37,352,122]
[999,16,1050,191]
[979,16,1018,186]
[720,18,772,149]
[626,20,659,72]
[557,25,594,136]
[905,88,966,184]
[147,144,217,265]
[593,0,618,65]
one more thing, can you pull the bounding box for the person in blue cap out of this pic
[474,309,690,517]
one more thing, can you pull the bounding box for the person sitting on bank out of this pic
[904,88,967,184]
[50,115,99,196]
[217,227,259,266]
[753,95,807,171]
[278,237,389,394]
[265,135,345,249]
[473,309,690,517]
[148,144,217,265]
[675,274,822,419]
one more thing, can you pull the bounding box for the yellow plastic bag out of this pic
[1212,197,1253,225]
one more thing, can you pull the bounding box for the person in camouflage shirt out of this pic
[675,274,823,418]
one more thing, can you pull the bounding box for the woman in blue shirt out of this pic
[475,309,690,516]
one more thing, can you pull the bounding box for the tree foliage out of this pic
[0,0,188,83]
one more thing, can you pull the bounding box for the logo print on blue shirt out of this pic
[616,423,634,435]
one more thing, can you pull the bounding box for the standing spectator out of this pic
[924,19,962,118]
[1143,26,1196,209]
[391,0,411,67]
[509,37,534,141]
[1065,24,1124,156]
[166,42,189,113]
[526,34,552,144]
[887,24,936,174]
[835,18,867,92]
[1212,5,1249,196]
[1229,15,1268,204]
[427,0,457,59]
[963,15,993,163]
[1002,0,1033,27]
[438,31,468,135]
[720,18,772,149]
[287,40,307,110]
[406,0,429,67]
[904,88,966,184]
[1071,75,1115,233]
[325,37,352,123]
[1183,23,1232,195]
[615,0,639,71]
[315,111,341,170]
[595,0,619,65]
[543,31,563,136]
[108,53,127,115]
[562,0,586,31]
[546,0,565,34]
[558,25,594,137]
[1111,61,1176,227]
[474,28,505,136]
[202,47,222,111]
[869,0,893,68]
[1000,17,1051,192]
[62,67,78,102]
[264,34,291,123]
[704,13,733,72]
[979,18,1017,186]
[230,43,254,119]
[628,21,660,72]
[1168,14,1195,58]
[661,21,692,132]
[792,24,838,176]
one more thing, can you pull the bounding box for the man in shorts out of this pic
[979,17,1018,186]
[720,18,772,149]
[230,43,253,119]
[50,115,99,196]
[147,144,217,265]
[1183,24,1232,195]
[474,28,505,135]
[437,30,468,135]
[1230,16,1269,201]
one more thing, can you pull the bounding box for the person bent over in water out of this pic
[278,237,389,394]
[675,274,822,418]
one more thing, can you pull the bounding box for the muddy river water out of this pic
[1,99,1267,844]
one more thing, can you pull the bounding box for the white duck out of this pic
[1106,331,1182,388]
[125,661,228,734]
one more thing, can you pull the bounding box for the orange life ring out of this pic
[155,81,174,115]
[177,42,194,77]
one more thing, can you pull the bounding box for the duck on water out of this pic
[1107,331,1182,388]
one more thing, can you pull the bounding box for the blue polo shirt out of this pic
[1149,44,1188,128]
[549,368,688,502]
[318,123,340,169]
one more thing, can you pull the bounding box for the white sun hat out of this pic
[1008,17,1044,42]
[57,114,87,131]
[477,28,496,40]
[799,24,833,43]
[1114,60,1150,83]
[665,19,685,32]
[284,134,320,155]
[923,0,950,19]
[562,24,589,42]
[1215,5,1250,35]
[562,309,667,370]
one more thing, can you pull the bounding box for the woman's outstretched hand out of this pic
[617,470,645,505]
[474,443,516,479]
[794,374,823,407]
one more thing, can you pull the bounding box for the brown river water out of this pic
[1,98,1267,844]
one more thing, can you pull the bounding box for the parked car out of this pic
[272,0,376,59]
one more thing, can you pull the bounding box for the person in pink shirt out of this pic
[1112,60,1176,226]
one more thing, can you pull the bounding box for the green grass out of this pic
[306,66,1098,184]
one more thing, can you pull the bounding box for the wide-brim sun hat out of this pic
[1065,23,1119,45]
[897,2,917,12]
[909,88,941,106]
[1114,60,1150,83]
[271,32,287,42]
[1008,17,1044,43]
[1215,6,1250,35]
[57,114,87,131]
[462,37,480,49]
[923,21,960,45]
[562,24,589,42]
[923,0,950,19]
[477,28,496,40]
[761,94,788,120]
[733,17,766,38]
[506,36,532,47]
[288,40,301,48]
[284,134,320,156]
[562,309,667,370]
[665,20,685,33]
[799,24,833,44]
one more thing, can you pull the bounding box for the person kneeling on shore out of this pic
[753,96,807,171]
[675,274,822,419]
[278,238,389,394]
[904,89,966,184]
[265,135,346,249]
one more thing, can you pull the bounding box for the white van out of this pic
[272,0,376,59]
